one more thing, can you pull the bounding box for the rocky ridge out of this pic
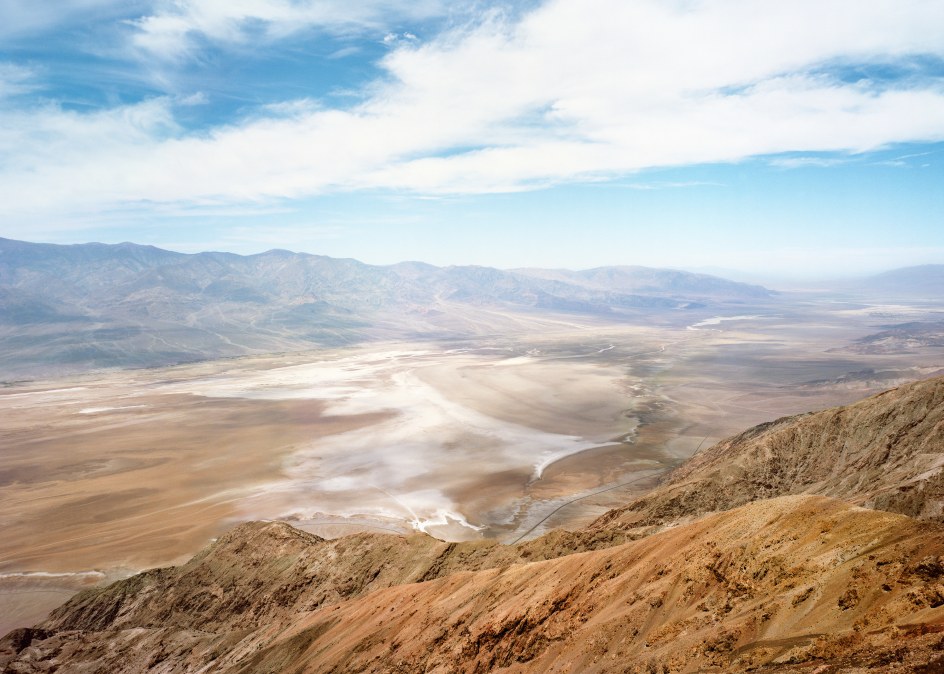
[3,377,944,673]
[591,374,944,532]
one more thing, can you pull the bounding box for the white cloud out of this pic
[0,0,139,39]
[328,46,362,60]
[177,91,209,106]
[768,156,852,169]
[0,63,38,98]
[130,0,445,59]
[0,98,179,215]
[619,181,725,190]
[1,0,944,225]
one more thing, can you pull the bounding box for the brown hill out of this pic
[3,496,944,673]
[239,496,944,674]
[27,523,631,636]
[4,377,944,673]
[592,374,944,532]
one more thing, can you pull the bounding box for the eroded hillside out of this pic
[3,497,944,673]
[593,374,944,532]
[3,377,944,673]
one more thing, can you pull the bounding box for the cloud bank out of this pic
[1,0,943,222]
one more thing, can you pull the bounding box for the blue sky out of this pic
[1,0,942,278]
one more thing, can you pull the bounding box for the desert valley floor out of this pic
[2,297,943,635]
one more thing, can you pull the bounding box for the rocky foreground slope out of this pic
[3,377,944,673]
[592,374,944,532]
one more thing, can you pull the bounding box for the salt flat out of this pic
[2,298,943,634]
[0,341,658,572]
[0,339,664,633]
[153,346,648,540]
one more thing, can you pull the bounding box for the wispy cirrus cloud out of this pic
[129,0,447,59]
[1,0,943,227]
[618,181,726,191]
[768,156,853,169]
[0,0,146,39]
[0,63,39,99]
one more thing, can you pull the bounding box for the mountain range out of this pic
[0,237,773,378]
[2,375,943,672]
[852,264,944,299]
[4,236,943,380]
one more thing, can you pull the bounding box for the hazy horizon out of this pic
[7,234,941,287]
[2,1,943,277]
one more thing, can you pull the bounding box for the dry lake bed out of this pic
[2,298,942,634]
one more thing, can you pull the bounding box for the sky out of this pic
[1,0,943,279]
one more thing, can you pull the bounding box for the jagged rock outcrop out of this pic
[592,375,944,532]
[0,523,633,673]
[38,522,631,636]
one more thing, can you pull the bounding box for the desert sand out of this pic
[0,339,659,633]
[2,298,943,634]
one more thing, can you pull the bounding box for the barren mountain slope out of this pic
[240,497,944,674]
[4,496,944,673]
[5,378,944,672]
[0,522,631,672]
[592,374,944,532]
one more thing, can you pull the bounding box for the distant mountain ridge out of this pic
[0,237,775,378]
[513,265,773,298]
[851,264,944,298]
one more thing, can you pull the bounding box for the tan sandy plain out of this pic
[2,301,943,634]
[0,338,661,633]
